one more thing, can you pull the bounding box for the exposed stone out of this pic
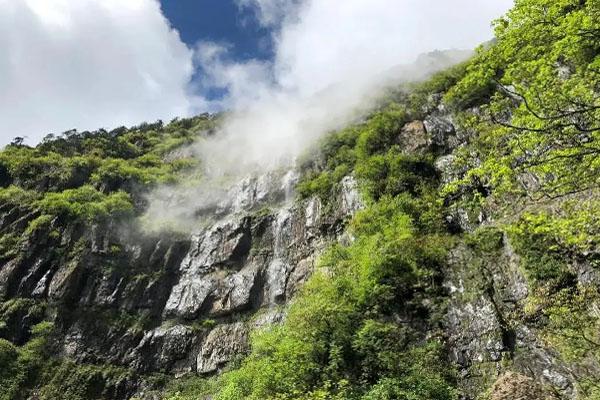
[446,296,505,365]
[252,308,285,328]
[48,260,83,302]
[196,322,248,374]
[216,170,299,215]
[397,120,430,154]
[305,197,322,231]
[0,258,19,298]
[209,265,260,316]
[445,238,577,399]
[31,269,52,298]
[435,155,462,184]
[129,324,196,373]
[445,207,472,233]
[164,275,217,319]
[339,176,363,217]
[517,172,542,193]
[182,217,252,273]
[424,113,455,149]
[491,372,557,400]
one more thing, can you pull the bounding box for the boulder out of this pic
[491,372,557,400]
[397,120,430,154]
[196,322,248,374]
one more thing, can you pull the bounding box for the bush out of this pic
[34,185,133,222]
[212,187,453,399]
[355,151,438,201]
[356,106,407,159]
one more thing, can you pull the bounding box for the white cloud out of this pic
[273,0,514,96]
[0,0,196,145]
[143,0,515,230]
[235,0,299,27]
[192,0,515,171]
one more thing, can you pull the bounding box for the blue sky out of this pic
[0,0,514,144]
[160,0,273,62]
[159,0,274,102]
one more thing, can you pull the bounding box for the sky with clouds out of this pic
[0,0,514,145]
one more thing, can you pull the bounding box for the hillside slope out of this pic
[0,0,599,399]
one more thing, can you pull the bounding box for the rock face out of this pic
[444,235,578,399]
[0,168,363,397]
[397,120,430,154]
[491,372,558,400]
[401,108,592,399]
[196,322,248,374]
[1,98,594,400]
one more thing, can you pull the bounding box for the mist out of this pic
[142,0,514,231]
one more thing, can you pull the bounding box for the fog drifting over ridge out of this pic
[0,0,513,146]
[142,0,514,231]
[193,0,516,173]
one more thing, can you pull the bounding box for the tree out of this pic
[446,0,600,199]
[9,137,25,147]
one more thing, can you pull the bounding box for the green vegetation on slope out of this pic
[0,115,214,262]
[167,0,600,398]
[0,321,53,400]
[165,67,465,399]
[2,0,600,398]
[0,116,214,399]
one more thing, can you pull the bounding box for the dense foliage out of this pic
[167,0,600,398]
[2,0,600,398]
[0,116,214,398]
[445,0,600,199]
[0,115,214,262]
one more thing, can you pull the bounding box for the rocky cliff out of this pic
[1,98,597,400]
[0,152,364,398]
[1,2,600,395]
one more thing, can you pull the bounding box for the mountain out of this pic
[0,1,599,399]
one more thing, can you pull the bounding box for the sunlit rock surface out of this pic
[0,165,363,389]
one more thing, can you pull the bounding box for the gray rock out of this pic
[48,260,83,302]
[305,197,322,231]
[164,218,253,318]
[445,238,579,399]
[435,155,460,184]
[196,322,248,374]
[397,120,431,154]
[130,324,196,373]
[164,275,217,319]
[209,265,260,316]
[424,113,455,148]
[182,217,252,273]
[339,176,363,216]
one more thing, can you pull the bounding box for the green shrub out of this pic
[355,151,438,201]
[506,209,596,287]
[0,233,22,260]
[356,106,407,159]
[0,185,39,205]
[0,339,21,400]
[37,362,136,400]
[34,185,133,222]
